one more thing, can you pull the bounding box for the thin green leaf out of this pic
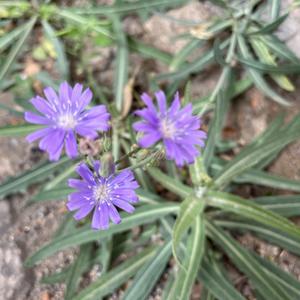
[68,0,186,15]
[58,10,111,38]
[250,37,294,91]
[203,88,229,169]
[198,256,246,300]
[41,267,70,284]
[234,169,300,192]
[25,204,179,267]
[172,195,204,266]
[128,37,172,65]
[156,39,230,82]
[270,0,281,20]
[123,241,172,300]
[0,17,36,81]
[44,162,77,190]
[206,191,300,240]
[72,246,157,300]
[253,252,300,299]
[0,25,26,52]
[214,120,300,187]
[192,76,252,115]
[238,56,300,74]
[0,124,42,136]
[170,38,202,71]
[65,244,93,300]
[237,35,290,105]
[31,187,73,202]
[207,221,290,300]
[249,13,287,35]
[0,157,71,198]
[112,16,128,112]
[168,215,205,300]
[42,20,69,79]
[258,34,300,64]
[216,219,300,256]
[147,167,191,198]
[254,195,300,217]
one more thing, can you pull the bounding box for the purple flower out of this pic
[24,82,110,161]
[133,91,207,167]
[67,161,139,230]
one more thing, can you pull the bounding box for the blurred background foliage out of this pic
[1,0,300,299]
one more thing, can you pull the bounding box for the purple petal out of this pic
[30,96,54,116]
[112,198,135,213]
[132,121,156,132]
[68,178,90,191]
[38,129,65,161]
[99,203,109,229]
[109,170,134,186]
[80,105,108,120]
[75,126,98,139]
[155,90,167,114]
[71,83,83,103]
[93,160,101,176]
[141,93,156,113]
[44,87,59,106]
[49,137,65,161]
[135,109,158,125]
[67,195,88,211]
[74,203,94,220]
[78,88,93,111]
[24,112,51,125]
[39,129,64,151]
[26,127,52,143]
[138,131,161,148]
[168,92,181,116]
[76,163,95,184]
[59,81,71,105]
[91,205,101,229]
[65,131,78,158]
[108,204,121,224]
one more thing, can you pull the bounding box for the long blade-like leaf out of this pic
[0,17,36,81]
[72,246,157,300]
[207,221,290,300]
[25,204,178,266]
[123,241,172,300]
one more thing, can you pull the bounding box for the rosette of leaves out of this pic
[156,0,300,111]
[1,79,300,299]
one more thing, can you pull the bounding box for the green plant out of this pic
[1,1,300,299]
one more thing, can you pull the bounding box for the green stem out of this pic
[199,32,237,115]
[115,145,141,165]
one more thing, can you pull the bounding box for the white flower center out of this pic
[57,114,77,129]
[160,118,176,139]
[93,184,109,203]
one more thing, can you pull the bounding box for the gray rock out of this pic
[0,243,24,300]
[0,201,11,235]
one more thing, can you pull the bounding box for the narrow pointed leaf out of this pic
[168,215,205,300]
[123,241,172,300]
[0,17,36,81]
[0,157,70,198]
[199,257,246,300]
[206,191,300,240]
[25,204,178,267]
[72,246,157,300]
[207,221,290,300]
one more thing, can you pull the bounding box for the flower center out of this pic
[57,114,77,129]
[93,184,109,203]
[160,118,176,139]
